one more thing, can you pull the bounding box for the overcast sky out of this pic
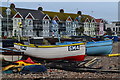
[1,0,119,23]
[1,0,120,2]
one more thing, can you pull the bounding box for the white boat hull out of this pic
[14,43,86,61]
[3,55,23,61]
[0,54,22,61]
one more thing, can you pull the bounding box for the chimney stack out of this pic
[38,7,43,11]
[77,11,82,15]
[10,3,15,8]
[60,9,64,13]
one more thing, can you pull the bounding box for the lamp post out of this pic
[6,7,11,37]
[18,22,23,42]
[6,0,11,37]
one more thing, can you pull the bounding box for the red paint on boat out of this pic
[23,55,86,61]
[48,55,86,61]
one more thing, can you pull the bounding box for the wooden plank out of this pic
[84,58,99,67]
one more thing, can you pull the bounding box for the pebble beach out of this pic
[1,42,120,79]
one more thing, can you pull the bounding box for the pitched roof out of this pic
[85,18,90,22]
[15,8,45,20]
[0,6,95,23]
[95,19,104,23]
[0,7,17,18]
[91,18,96,22]
[42,11,80,21]
[81,14,94,22]
[0,6,45,20]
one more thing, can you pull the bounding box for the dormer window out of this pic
[18,19,20,23]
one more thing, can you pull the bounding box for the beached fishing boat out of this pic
[56,40,113,55]
[86,40,113,55]
[0,39,22,61]
[14,42,86,61]
[0,47,24,61]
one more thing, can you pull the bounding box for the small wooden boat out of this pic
[0,47,24,61]
[56,40,113,56]
[86,40,113,55]
[104,35,118,42]
[14,42,86,61]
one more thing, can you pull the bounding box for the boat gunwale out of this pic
[86,40,113,48]
[86,44,112,48]
[14,43,85,48]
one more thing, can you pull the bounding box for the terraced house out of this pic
[0,4,82,38]
[10,4,47,37]
[0,3,106,38]
[12,7,45,37]
[82,15,105,36]
[42,9,82,37]
[0,5,16,37]
[106,21,120,36]
[0,4,47,37]
[95,19,105,36]
[82,15,95,36]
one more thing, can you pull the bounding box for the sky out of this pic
[1,0,119,23]
[1,0,120,2]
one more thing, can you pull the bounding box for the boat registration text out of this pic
[68,45,80,51]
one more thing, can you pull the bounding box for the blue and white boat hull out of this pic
[56,40,113,55]
[86,40,113,55]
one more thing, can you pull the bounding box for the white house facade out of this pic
[89,19,96,36]
[42,15,51,37]
[1,3,108,38]
[12,12,23,37]
[0,14,3,37]
[106,21,120,36]
[84,18,91,36]
[24,13,34,37]
[84,18,105,36]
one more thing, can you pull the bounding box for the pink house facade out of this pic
[95,19,105,36]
